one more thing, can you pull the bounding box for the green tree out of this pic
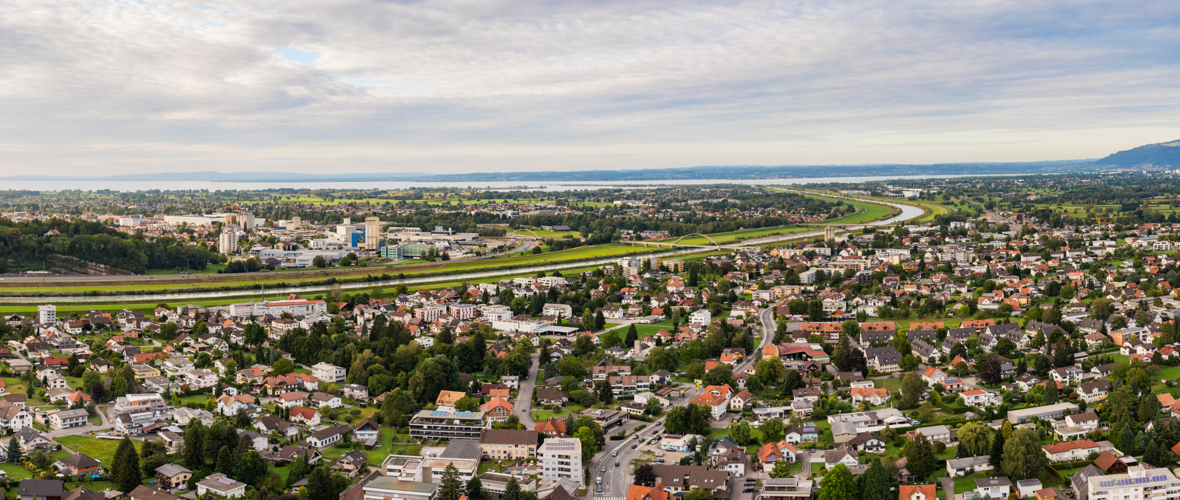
[183,421,205,468]
[438,463,464,500]
[957,422,992,457]
[1001,428,1045,479]
[575,427,598,459]
[216,445,233,474]
[273,357,296,376]
[760,419,785,444]
[234,450,268,485]
[900,371,924,408]
[287,455,309,488]
[905,433,936,480]
[112,437,142,494]
[817,463,856,500]
[466,475,485,500]
[502,477,522,500]
[6,437,20,462]
[684,489,714,500]
[306,466,349,500]
[859,458,891,500]
[728,421,752,446]
[770,460,792,478]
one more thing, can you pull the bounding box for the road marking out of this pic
[595,497,625,500]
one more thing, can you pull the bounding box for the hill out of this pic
[1098,140,1180,167]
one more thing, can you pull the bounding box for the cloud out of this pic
[0,0,1179,175]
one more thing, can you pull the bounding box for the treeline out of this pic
[0,218,221,273]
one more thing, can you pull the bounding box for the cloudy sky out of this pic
[2,0,1179,176]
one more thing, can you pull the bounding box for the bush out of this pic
[933,442,946,453]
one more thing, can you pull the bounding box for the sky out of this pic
[2,0,1180,176]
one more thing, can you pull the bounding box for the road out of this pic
[587,308,780,500]
[514,353,540,428]
[0,247,715,304]
[796,450,811,479]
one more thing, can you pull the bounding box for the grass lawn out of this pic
[532,404,586,422]
[951,472,987,493]
[875,376,903,393]
[55,435,142,469]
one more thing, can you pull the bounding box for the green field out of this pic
[667,226,812,245]
[54,436,142,469]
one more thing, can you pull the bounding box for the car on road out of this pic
[601,466,606,472]
[743,488,754,493]
[631,444,637,449]
[596,477,602,484]
[612,451,618,457]
[615,461,620,467]
[596,485,603,493]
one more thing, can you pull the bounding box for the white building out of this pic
[1088,466,1180,500]
[219,228,238,254]
[311,362,346,383]
[228,299,328,318]
[38,305,56,325]
[538,438,583,488]
[197,473,247,498]
[689,309,711,325]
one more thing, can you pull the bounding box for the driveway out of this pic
[937,476,957,500]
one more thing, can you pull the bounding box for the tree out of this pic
[957,422,992,457]
[183,421,205,468]
[1001,428,1045,480]
[900,371,924,408]
[624,324,638,346]
[112,437,142,494]
[575,427,598,459]
[502,478,522,500]
[899,354,919,372]
[6,437,20,462]
[859,458,891,500]
[466,475,485,500]
[906,433,936,480]
[1044,381,1059,404]
[684,489,714,500]
[438,464,464,500]
[832,334,852,372]
[306,466,349,500]
[729,421,753,446]
[1117,425,1136,454]
[770,460,792,478]
[761,419,785,444]
[312,255,327,268]
[633,464,656,486]
[216,445,234,474]
[287,455,309,488]
[979,356,1003,385]
[235,450,268,486]
[817,463,856,500]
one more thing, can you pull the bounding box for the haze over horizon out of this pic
[3,0,1180,176]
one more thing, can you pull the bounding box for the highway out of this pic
[0,247,713,304]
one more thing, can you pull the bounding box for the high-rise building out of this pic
[538,437,583,487]
[289,216,301,230]
[824,226,836,241]
[38,305,56,325]
[365,217,382,249]
[219,228,238,254]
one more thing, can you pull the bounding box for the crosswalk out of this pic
[595,496,625,500]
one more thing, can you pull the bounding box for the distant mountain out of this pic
[1098,140,1180,167]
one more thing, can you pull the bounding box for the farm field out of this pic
[667,226,813,245]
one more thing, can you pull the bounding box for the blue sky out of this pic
[0,0,1178,175]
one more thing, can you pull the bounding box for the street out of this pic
[586,307,777,500]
